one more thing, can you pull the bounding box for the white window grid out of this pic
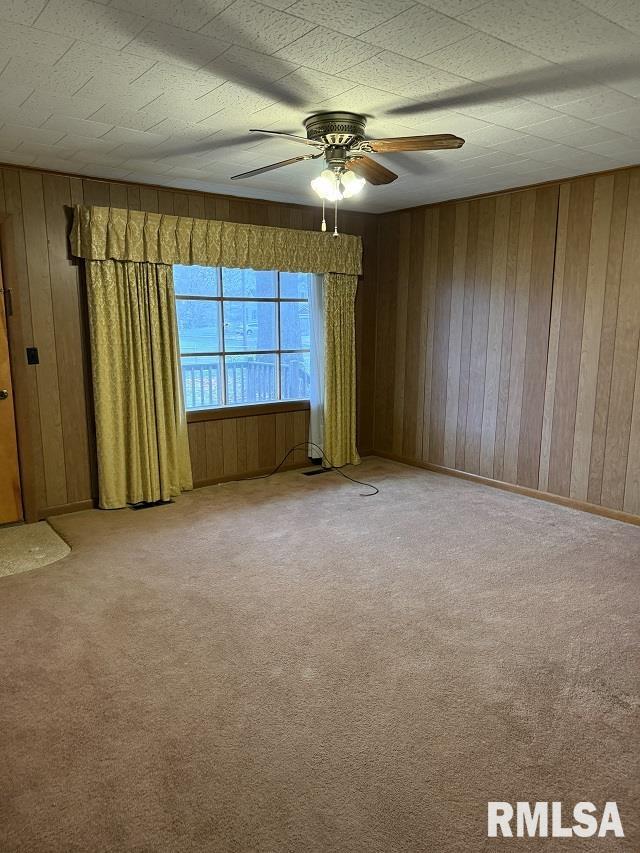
[176,267,311,407]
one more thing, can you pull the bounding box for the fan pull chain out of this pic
[321,198,326,232]
[333,193,339,236]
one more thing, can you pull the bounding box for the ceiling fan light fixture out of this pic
[311,168,342,201]
[340,169,365,197]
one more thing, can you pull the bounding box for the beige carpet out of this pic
[0,520,69,578]
[0,458,638,852]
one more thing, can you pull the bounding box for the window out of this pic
[174,265,312,411]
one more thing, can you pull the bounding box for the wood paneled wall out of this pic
[543,169,640,515]
[189,408,310,486]
[0,165,377,519]
[3,160,637,521]
[372,166,640,517]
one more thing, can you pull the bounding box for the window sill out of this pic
[187,399,310,423]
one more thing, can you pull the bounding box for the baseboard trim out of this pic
[35,457,639,527]
[35,462,311,517]
[369,451,640,527]
[40,499,96,519]
[193,460,309,489]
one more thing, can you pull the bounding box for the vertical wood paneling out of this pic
[443,203,468,468]
[109,183,128,209]
[222,418,238,476]
[401,211,425,459]
[538,185,569,492]
[570,174,615,499]
[188,408,312,485]
[126,185,141,210]
[173,193,190,216]
[284,411,296,463]
[229,198,249,223]
[5,159,638,518]
[624,354,640,515]
[293,410,307,463]
[454,202,478,470]
[266,204,281,227]
[392,214,411,456]
[245,416,260,471]
[214,197,230,220]
[188,193,205,219]
[188,421,206,477]
[419,207,438,463]
[371,170,640,518]
[625,354,640,514]
[69,177,83,206]
[275,411,287,462]
[19,170,67,508]
[138,186,158,212]
[503,189,536,484]
[411,213,429,461]
[157,190,174,214]
[587,171,629,505]
[479,195,509,478]
[204,419,224,479]
[373,213,400,452]
[430,204,455,466]
[2,167,375,517]
[516,185,558,488]
[42,173,92,502]
[493,192,520,482]
[355,217,377,453]
[236,418,247,473]
[548,179,594,496]
[602,169,640,510]
[258,414,276,469]
[464,196,495,474]
[82,180,110,206]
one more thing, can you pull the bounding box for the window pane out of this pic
[177,299,220,353]
[281,352,310,400]
[222,267,277,297]
[181,356,222,410]
[174,264,218,296]
[280,301,310,350]
[223,300,276,351]
[280,272,310,299]
[225,354,277,404]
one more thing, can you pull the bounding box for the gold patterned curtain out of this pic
[71,205,362,275]
[324,273,360,467]
[85,260,192,509]
[72,205,363,494]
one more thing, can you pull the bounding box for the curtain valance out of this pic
[71,205,362,276]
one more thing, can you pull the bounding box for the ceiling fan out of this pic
[230,110,464,196]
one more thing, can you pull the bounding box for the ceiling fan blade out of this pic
[388,57,640,118]
[363,134,465,152]
[249,129,325,148]
[230,153,321,180]
[346,156,398,185]
[113,3,313,108]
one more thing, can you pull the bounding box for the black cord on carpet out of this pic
[246,441,379,497]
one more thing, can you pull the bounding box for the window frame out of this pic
[175,266,312,417]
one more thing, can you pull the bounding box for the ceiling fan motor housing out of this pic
[304,111,367,147]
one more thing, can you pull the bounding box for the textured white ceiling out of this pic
[0,0,639,212]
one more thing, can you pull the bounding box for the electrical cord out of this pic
[246,441,379,497]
